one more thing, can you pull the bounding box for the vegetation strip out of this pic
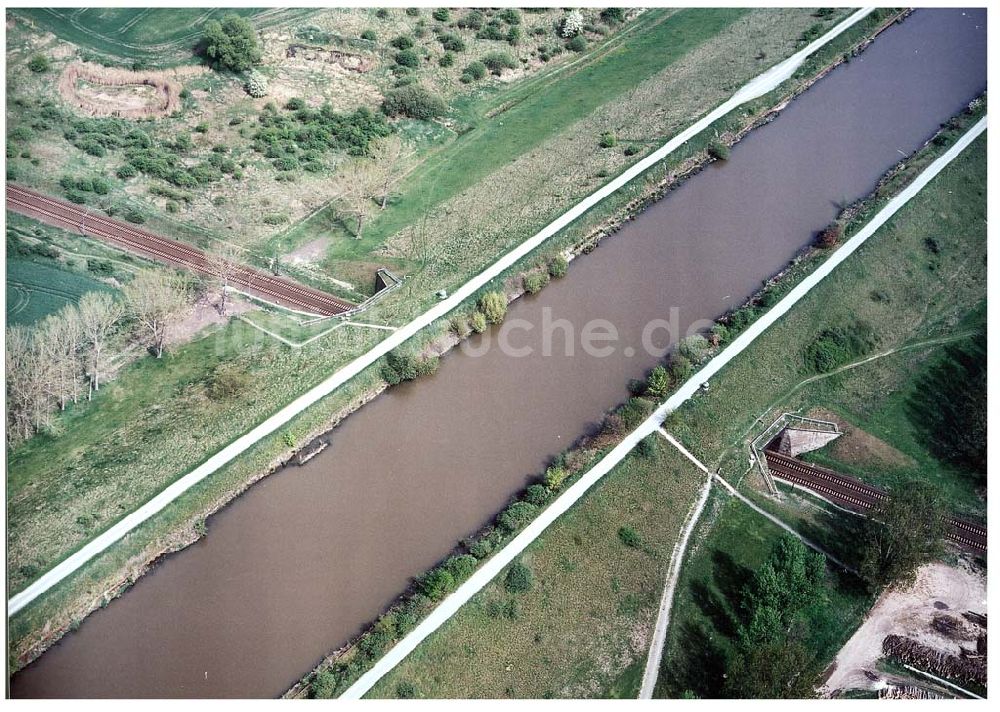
[340,116,986,699]
[638,469,714,698]
[7,9,875,618]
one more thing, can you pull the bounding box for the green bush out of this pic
[522,270,549,294]
[566,34,587,52]
[544,465,568,491]
[462,60,487,81]
[803,321,878,373]
[601,8,626,24]
[504,562,533,593]
[470,310,487,333]
[524,484,550,506]
[381,85,447,120]
[27,55,51,73]
[444,554,477,582]
[619,396,653,429]
[499,8,521,25]
[482,50,516,75]
[479,291,507,324]
[390,35,415,50]
[678,334,709,362]
[285,97,305,111]
[200,14,261,71]
[439,51,455,67]
[417,567,455,600]
[432,8,450,22]
[497,501,538,534]
[707,140,730,160]
[599,131,617,148]
[438,32,465,52]
[669,354,693,383]
[646,365,670,398]
[360,29,377,41]
[476,21,506,41]
[310,669,339,699]
[469,537,494,560]
[548,255,568,278]
[457,9,485,30]
[395,49,420,68]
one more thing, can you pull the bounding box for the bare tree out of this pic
[204,241,244,315]
[123,269,190,357]
[332,158,380,239]
[5,326,53,443]
[369,134,408,209]
[34,305,84,410]
[78,291,123,396]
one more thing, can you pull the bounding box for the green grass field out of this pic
[12,8,315,64]
[6,259,113,326]
[367,436,705,699]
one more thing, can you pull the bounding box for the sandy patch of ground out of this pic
[284,236,332,265]
[822,561,986,695]
[165,289,254,346]
[808,407,915,469]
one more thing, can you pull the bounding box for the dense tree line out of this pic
[908,330,986,480]
[6,270,189,446]
[725,535,828,698]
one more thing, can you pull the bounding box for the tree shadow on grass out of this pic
[659,619,729,699]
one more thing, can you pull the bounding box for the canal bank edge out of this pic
[6,8,878,620]
[341,117,988,700]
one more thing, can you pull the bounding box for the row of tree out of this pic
[6,270,189,445]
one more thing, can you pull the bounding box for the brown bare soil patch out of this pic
[808,407,915,470]
[58,62,202,119]
[823,561,985,695]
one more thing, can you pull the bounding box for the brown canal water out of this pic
[11,8,987,698]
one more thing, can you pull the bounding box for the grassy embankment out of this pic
[365,436,706,699]
[656,133,987,697]
[6,7,859,668]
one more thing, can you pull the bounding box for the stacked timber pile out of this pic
[882,634,986,687]
[879,685,947,699]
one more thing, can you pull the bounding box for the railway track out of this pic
[6,184,354,317]
[764,450,986,553]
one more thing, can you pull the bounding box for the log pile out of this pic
[882,634,986,687]
[879,685,946,699]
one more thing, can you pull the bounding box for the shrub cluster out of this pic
[802,321,878,373]
[482,50,516,75]
[381,85,447,120]
[381,349,439,385]
[478,291,507,324]
[522,269,550,294]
